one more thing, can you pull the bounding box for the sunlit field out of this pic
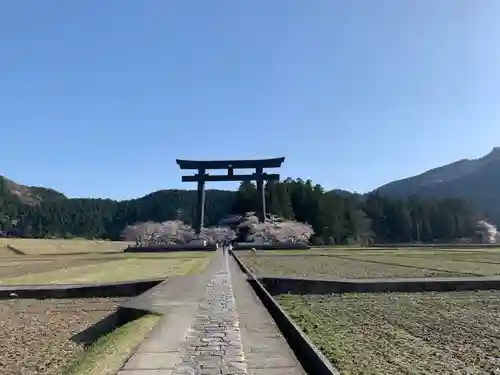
[238,247,500,278]
[279,291,500,375]
[0,238,213,284]
[0,238,130,255]
[236,247,500,374]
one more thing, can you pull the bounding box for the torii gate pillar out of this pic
[176,157,285,233]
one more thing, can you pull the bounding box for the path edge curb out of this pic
[230,250,341,375]
[257,275,500,294]
[0,278,165,299]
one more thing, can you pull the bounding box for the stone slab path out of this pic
[229,255,305,375]
[119,250,305,375]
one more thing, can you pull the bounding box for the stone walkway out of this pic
[171,251,247,374]
[119,250,304,374]
[230,257,305,375]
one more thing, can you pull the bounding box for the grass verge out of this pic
[63,314,160,375]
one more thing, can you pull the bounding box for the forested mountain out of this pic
[375,147,500,224]
[0,176,65,205]
[0,175,484,244]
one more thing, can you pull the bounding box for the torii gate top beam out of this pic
[176,157,285,232]
[175,157,285,170]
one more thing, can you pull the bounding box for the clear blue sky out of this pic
[1,1,499,200]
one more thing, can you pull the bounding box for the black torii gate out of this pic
[176,157,285,233]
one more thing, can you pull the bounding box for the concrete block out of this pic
[124,352,179,370]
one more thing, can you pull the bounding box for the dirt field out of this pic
[278,291,500,375]
[0,298,125,375]
[237,249,500,278]
[238,253,473,278]
[0,252,213,284]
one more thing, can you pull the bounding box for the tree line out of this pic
[0,177,484,244]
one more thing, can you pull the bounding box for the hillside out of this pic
[0,176,66,205]
[0,174,482,244]
[376,147,500,223]
[0,176,236,239]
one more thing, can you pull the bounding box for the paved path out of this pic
[229,255,305,375]
[120,253,221,315]
[119,250,305,375]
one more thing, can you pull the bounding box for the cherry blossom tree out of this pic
[121,221,165,246]
[246,221,276,243]
[219,214,245,228]
[268,221,315,243]
[122,213,314,246]
[122,220,196,246]
[237,212,315,244]
[476,220,499,244]
[199,226,236,243]
[159,220,196,244]
[238,212,260,228]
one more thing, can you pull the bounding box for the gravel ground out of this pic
[278,291,500,375]
[0,298,125,375]
[238,254,471,278]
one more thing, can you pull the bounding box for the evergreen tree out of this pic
[0,176,485,244]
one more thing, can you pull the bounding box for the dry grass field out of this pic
[0,255,211,285]
[0,238,212,375]
[0,238,130,255]
[0,238,213,284]
[0,251,213,285]
[278,291,500,375]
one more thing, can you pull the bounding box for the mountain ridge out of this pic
[375,147,500,223]
[0,170,485,243]
[0,176,66,205]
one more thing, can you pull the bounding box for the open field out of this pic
[278,291,500,375]
[0,252,213,285]
[0,238,130,255]
[238,253,471,278]
[238,248,500,278]
[341,253,500,276]
[0,253,211,285]
[266,247,500,257]
[0,297,125,375]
